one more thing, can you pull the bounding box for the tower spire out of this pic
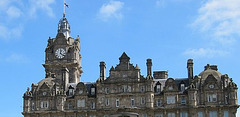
[58,0,70,38]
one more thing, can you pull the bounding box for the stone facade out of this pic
[22,15,239,117]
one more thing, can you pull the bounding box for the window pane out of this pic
[209,111,217,117]
[224,111,228,117]
[198,112,203,117]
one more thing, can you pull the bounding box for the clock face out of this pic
[55,48,66,59]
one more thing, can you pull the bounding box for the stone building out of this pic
[22,15,239,117]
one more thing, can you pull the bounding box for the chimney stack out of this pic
[187,59,193,80]
[100,61,106,81]
[146,59,152,76]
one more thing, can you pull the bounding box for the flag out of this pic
[64,3,69,8]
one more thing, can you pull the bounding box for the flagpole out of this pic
[63,0,65,17]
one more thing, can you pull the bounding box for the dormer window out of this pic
[157,85,161,93]
[68,85,74,96]
[69,89,74,96]
[168,86,173,90]
[180,84,185,92]
[91,87,95,95]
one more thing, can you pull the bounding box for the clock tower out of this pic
[43,14,82,91]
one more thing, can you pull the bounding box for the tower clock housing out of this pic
[43,15,82,90]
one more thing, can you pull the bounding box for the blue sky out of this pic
[0,0,240,116]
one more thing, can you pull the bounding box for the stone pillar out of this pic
[62,67,69,91]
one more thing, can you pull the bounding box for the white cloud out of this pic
[98,0,124,21]
[192,0,240,45]
[7,6,22,18]
[0,24,23,40]
[183,48,229,58]
[0,0,10,7]
[0,0,56,40]
[237,110,240,117]
[5,53,29,63]
[29,0,55,18]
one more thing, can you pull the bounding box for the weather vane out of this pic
[63,0,69,17]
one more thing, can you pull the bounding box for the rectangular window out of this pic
[141,86,145,92]
[155,114,163,117]
[142,114,147,117]
[32,102,35,110]
[181,98,186,104]
[167,96,176,104]
[91,88,95,95]
[123,85,128,92]
[116,99,119,107]
[40,101,48,109]
[224,111,228,117]
[180,112,188,117]
[141,97,145,104]
[68,103,73,109]
[91,102,95,109]
[209,111,217,117]
[131,98,135,107]
[77,99,85,107]
[198,112,203,117]
[168,113,175,117]
[105,88,109,94]
[157,99,161,107]
[208,94,217,102]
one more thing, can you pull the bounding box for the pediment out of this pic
[39,82,51,90]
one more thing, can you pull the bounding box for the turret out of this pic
[23,88,32,113]
[228,78,238,105]
[58,15,71,39]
